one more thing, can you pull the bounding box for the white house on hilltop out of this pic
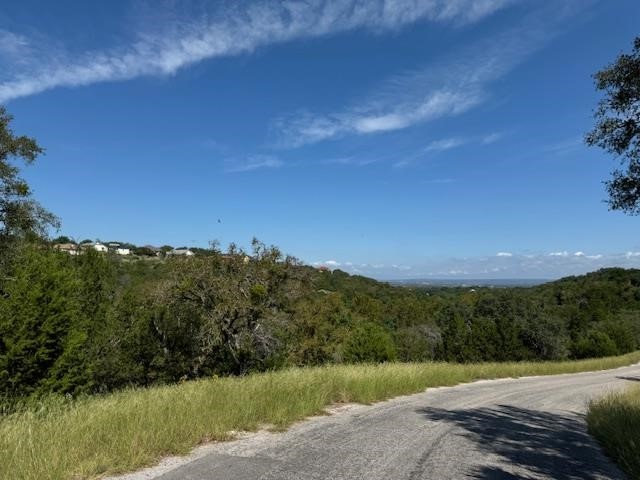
[116,248,131,256]
[93,242,108,253]
[167,248,195,257]
[53,243,79,255]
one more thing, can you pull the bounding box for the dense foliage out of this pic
[586,36,640,214]
[1,240,639,399]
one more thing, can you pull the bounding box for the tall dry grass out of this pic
[2,352,639,480]
[588,384,640,479]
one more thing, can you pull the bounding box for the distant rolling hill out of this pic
[390,278,549,288]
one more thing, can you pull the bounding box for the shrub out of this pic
[343,322,397,363]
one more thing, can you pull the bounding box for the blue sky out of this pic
[2,0,640,279]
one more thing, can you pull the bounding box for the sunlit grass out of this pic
[588,383,640,480]
[2,352,639,480]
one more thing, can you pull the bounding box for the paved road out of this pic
[143,364,640,480]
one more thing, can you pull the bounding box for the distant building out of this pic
[78,242,107,253]
[167,248,195,257]
[54,243,78,255]
[116,248,131,256]
[93,242,108,253]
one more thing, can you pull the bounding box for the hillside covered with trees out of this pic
[2,238,640,399]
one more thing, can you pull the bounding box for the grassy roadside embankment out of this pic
[588,384,640,480]
[2,352,640,480]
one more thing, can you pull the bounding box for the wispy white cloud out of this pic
[548,250,601,259]
[393,130,503,167]
[202,139,229,153]
[274,87,483,147]
[0,0,515,103]
[0,30,31,59]
[226,155,283,172]
[482,132,503,144]
[544,135,584,156]
[422,178,456,184]
[274,4,572,148]
[391,264,412,271]
[423,131,502,154]
[496,252,513,257]
[424,137,467,152]
[321,155,380,167]
[275,85,483,148]
[447,269,469,275]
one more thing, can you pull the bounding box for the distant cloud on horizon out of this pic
[311,250,640,280]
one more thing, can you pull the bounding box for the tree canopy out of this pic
[586,37,640,214]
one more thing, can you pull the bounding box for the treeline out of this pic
[1,240,640,399]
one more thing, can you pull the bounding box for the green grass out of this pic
[2,352,640,480]
[587,383,640,480]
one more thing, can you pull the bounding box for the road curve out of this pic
[123,363,640,480]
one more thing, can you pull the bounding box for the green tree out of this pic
[438,304,473,362]
[52,235,73,244]
[343,321,397,363]
[394,324,441,361]
[521,313,569,360]
[573,330,618,359]
[586,37,640,214]
[133,246,156,257]
[150,240,310,376]
[287,293,351,365]
[0,247,82,396]
[0,107,59,262]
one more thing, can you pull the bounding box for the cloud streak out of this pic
[226,155,283,173]
[275,87,483,148]
[274,3,577,148]
[424,137,468,152]
[0,30,31,59]
[392,130,504,167]
[482,132,503,144]
[0,0,515,103]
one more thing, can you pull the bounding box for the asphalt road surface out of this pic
[127,363,640,480]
